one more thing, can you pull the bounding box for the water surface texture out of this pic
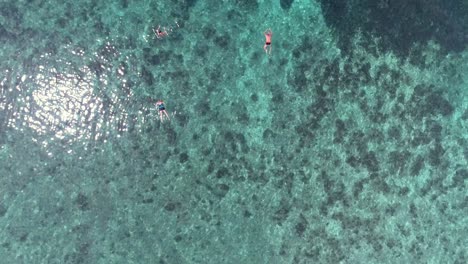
[1,0,467,263]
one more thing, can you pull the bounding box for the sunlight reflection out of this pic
[29,62,102,140]
[2,41,143,146]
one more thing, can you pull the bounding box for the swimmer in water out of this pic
[153,25,168,38]
[263,28,272,55]
[156,100,170,122]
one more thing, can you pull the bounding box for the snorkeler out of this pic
[153,21,180,39]
[263,28,272,54]
[153,25,168,38]
[156,100,170,122]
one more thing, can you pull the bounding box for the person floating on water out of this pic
[153,25,168,38]
[153,21,179,39]
[263,28,272,55]
[156,100,170,122]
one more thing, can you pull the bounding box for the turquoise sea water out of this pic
[1,0,467,263]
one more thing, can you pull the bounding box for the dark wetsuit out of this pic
[158,103,165,111]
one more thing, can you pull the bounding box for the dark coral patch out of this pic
[399,187,410,196]
[0,203,7,217]
[280,0,294,10]
[388,150,410,172]
[352,179,367,198]
[295,214,308,237]
[409,85,454,118]
[410,155,425,176]
[452,169,468,188]
[164,201,181,212]
[262,128,275,141]
[426,121,443,139]
[234,0,259,10]
[410,131,431,147]
[333,119,346,143]
[141,67,153,86]
[216,167,229,178]
[179,152,189,163]
[202,26,216,39]
[272,199,290,225]
[318,0,468,57]
[428,143,445,166]
[346,156,359,168]
[75,193,91,211]
[214,35,230,48]
[183,0,198,8]
[425,93,454,116]
[212,183,230,198]
[287,63,311,93]
[362,151,380,172]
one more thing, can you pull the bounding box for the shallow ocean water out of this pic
[0,0,467,263]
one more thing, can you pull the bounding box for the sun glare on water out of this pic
[1,41,149,150]
[31,62,100,139]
